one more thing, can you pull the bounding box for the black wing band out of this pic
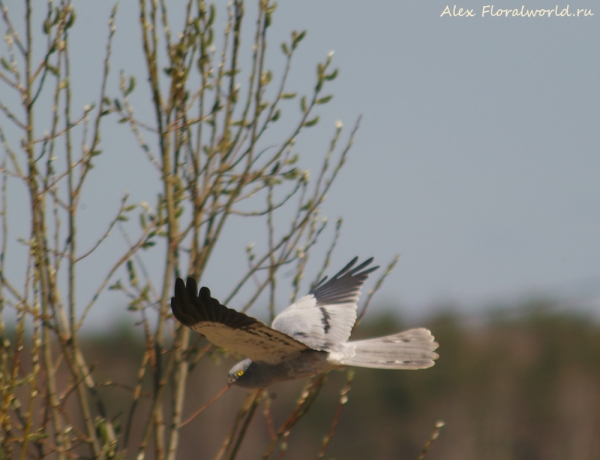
[310,257,379,305]
[171,278,310,363]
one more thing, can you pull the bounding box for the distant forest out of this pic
[28,300,596,460]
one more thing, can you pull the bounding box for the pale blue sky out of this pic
[3,1,599,327]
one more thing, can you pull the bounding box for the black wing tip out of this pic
[352,257,378,275]
[171,278,260,330]
[310,256,379,297]
[336,256,378,279]
[199,285,212,300]
[171,277,198,327]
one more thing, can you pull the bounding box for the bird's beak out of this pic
[227,376,235,387]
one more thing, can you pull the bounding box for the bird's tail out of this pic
[338,328,439,370]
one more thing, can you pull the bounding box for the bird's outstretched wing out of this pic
[271,257,378,351]
[171,278,309,365]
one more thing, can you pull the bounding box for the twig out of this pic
[356,255,400,327]
[227,388,263,460]
[417,420,445,460]
[262,375,327,459]
[179,384,230,428]
[262,392,277,440]
[317,370,354,459]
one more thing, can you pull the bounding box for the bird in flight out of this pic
[171,257,439,388]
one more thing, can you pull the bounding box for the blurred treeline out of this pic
[70,299,600,460]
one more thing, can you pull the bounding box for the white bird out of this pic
[171,257,439,388]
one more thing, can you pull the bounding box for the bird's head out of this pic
[228,358,253,387]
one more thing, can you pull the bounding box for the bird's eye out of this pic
[237,370,244,377]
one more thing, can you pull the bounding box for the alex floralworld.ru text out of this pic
[441,5,593,18]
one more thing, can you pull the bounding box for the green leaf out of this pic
[43,19,52,35]
[0,58,10,72]
[16,374,33,387]
[292,30,306,49]
[46,64,59,76]
[109,280,123,291]
[126,76,136,96]
[66,10,76,29]
[207,4,216,27]
[316,95,333,105]
[140,285,150,300]
[300,96,307,113]
[282,168,299,180]
[281,42,290,56]
[317,62,325,77]
[260,70,273,86]
[265,10,272,28]
[315,80,323,93]
[127,260,137,287]
[303,116,319,127]
[301,199,314,211]
[95,417,110,445]
[281,92,296,99]
[224,68,242,77]
[25,430,49,442]
[127,302,141,311]
[271,161,280,175]
[141,241,155,249]
[325,68,339,81]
